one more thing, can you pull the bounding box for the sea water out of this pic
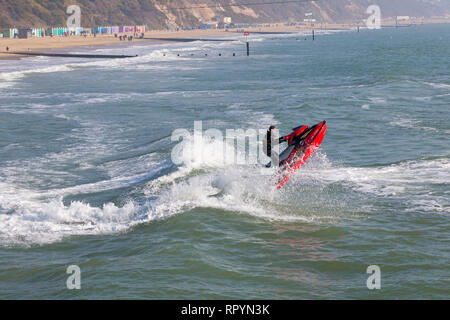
[0,24,449,299]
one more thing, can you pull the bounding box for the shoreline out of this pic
[0,29,239,60]
[1,20,449,61]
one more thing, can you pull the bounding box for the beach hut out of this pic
[1,30,10,38]
[18,28,32,39]
[136,25,146,33]
[123,26,135,33]
[93,27,107,35]
[5,28,18,38]
[32,28,44,37]
[69,27,83,35]
[53,27,68,36]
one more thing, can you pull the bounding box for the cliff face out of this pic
[0,0,447,29]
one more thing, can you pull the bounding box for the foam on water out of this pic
[1,117,448,246]
[0,42,223,89]
[389,118,444,133]
[0,29,353,90]
[368,97,387,105]
[0,65,75,88]
[0,195,138,246]
[1,26,448,249]
[0,91,209,115]
[422,81,450,90]
[145,133,450,230]
[0,161,163,246]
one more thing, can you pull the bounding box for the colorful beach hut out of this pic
[1,29,12,38]
[18,28,32,39]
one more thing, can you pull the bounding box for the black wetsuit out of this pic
[265,130,287,157]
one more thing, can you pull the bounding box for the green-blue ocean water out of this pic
[0,24,449,299]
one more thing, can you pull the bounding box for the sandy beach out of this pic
[0,29,238,60]
[1,19,448,60]
[0,24,347,60]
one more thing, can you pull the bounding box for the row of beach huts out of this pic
[0,25,147,39]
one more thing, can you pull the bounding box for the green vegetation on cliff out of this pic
[0,0,447,29]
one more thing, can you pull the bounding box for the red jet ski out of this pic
[275,121,327,189]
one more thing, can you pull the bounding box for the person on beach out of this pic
[263,125,288,167]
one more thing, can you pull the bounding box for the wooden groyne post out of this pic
[244,31,250,56]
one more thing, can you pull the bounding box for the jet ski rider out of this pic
[263,125,288,167]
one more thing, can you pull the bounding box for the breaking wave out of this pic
[1,126,448,246]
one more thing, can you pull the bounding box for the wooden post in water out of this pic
[244,31,250,56]
[312,29,315,41]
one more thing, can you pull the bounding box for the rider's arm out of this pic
[279,136,287,143]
